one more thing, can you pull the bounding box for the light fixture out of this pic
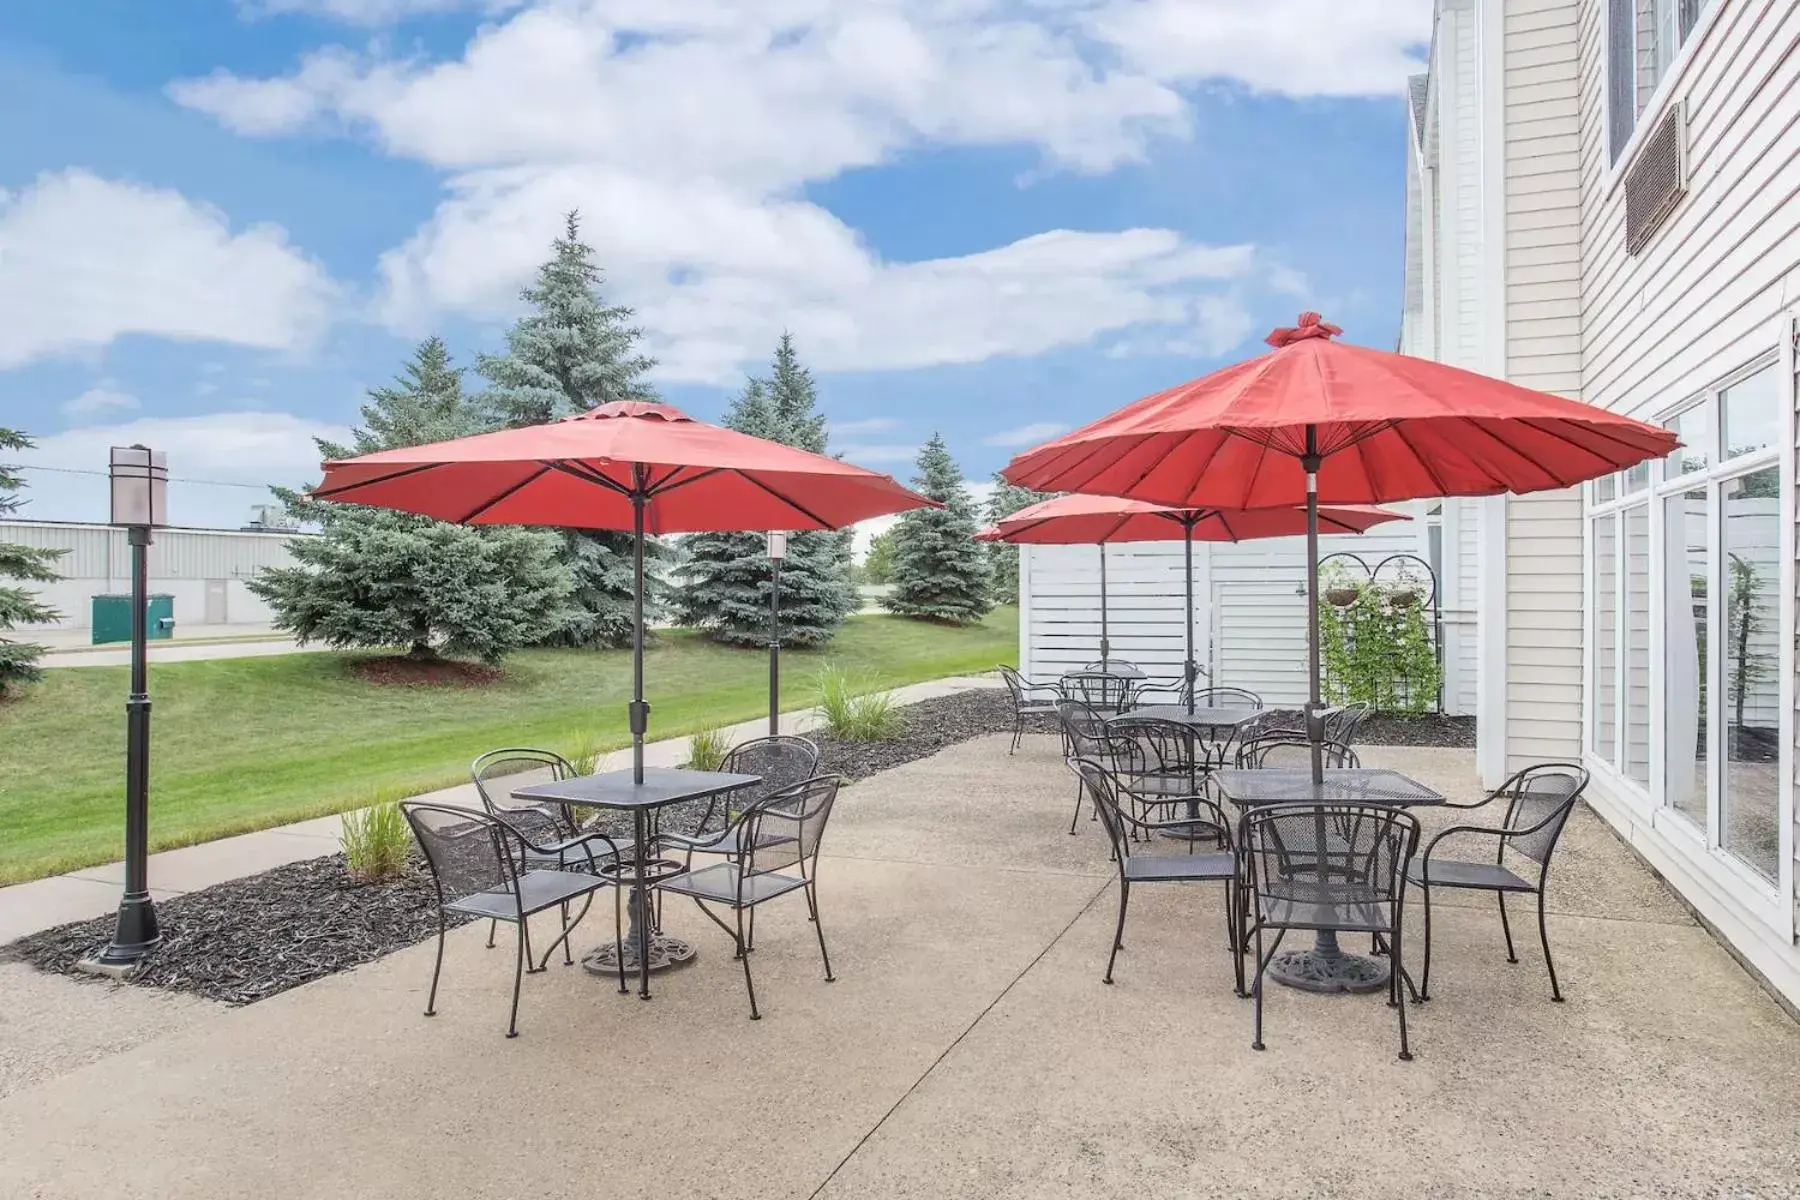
[109,445,168,529]
[766,530,789,561]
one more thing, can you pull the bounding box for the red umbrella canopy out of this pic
[312,401,935,533]
[1002,313,1679,507]
[977,492,1408,545]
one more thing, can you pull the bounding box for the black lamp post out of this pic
[89,445,166,972]
[767,531,787,736]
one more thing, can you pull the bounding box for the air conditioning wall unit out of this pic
[1624,101,1687,256]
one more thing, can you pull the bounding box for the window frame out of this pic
[1604,0,1727,185]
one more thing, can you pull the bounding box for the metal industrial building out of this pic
[0,520,310,635]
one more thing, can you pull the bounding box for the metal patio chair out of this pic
[689,735,820,846]
[1059,698,1120,834]
[1235,734,1361,770]
[655,776,841,1020]
[1104,713,1207,830]
[1059,670,1135,715]
[1324,702,1375,745]
[1242,802,1421,1060]
[999,665,1062,754]
[1071,758,1240,992]
[401,802,623,1038]
[1408,763,1588,1003]
[470,748,636,871]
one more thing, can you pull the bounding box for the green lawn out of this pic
[0,609,1017,886]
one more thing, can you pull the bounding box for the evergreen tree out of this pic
[476,211,664,648]
[673,343,856,646]
[984,474,1050,604]
[0,429,64,693]
[883,435,991,625]
[250,341,573,665]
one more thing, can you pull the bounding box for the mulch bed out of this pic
[348,657,505,687]
[1,685,1470,1007]
[2,855,469,1006]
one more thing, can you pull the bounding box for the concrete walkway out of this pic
[0,674,1002,944]
[3,736,1798,1198]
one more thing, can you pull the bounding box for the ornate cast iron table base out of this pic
[1268,932,1389,994]
[582,934,697,977]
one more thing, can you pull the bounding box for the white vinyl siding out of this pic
[1503,0,1587,772]
[1019,543,1194,683]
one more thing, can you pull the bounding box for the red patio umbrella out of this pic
[1003,314,1678,775]
[312,401,935,781]
[978,494,1407,704]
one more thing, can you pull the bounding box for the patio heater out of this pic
[767,531,787,736]
[86,445,167,972]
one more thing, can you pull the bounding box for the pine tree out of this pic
[0,429,65,693]
[984,474,1050,604]
[476,211,665,648]
[883,435,991,625]
[249,341,574,665]
[673,339,856,647]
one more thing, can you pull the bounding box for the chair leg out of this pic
[486,918,497,950]
[1251,921,1266,1051]
[522,918,539,975]
[614,885,628,995]
[1104,881,1129,984]
[424,912,447,1017]
[1394,918,1413,1062]
[1226,881,1245,999]
[1417,881,1434,1002]
[506,922,525,1039]
[1011,718,1022,754]
[1497,891,1519,963]
[1538,891,1564,1002]
[746,905,757,954]
[805,882,835,981]
[736,907,760,1020]
[1069,781,1084,835]
[561,901,574,966]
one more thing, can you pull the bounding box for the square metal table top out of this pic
[511,766,762,812]
[1210,767,1446,808]
[1117,704,1264,728]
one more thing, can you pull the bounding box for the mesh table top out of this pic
[1117,705,1264,728]
[1211,768,1446,807]
[512,766,762,811]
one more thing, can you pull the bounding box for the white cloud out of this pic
[62,380,141,418]
[830,417,901,437]
[167,2,1323,379]
[0,171,340,369]
[14,411,351,528]
[1087,0,1432,96]
[983,421,1066,447]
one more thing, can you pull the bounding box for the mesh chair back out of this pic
[1244,803,1418,924]
[471,749,573,817]
[722,736,820,810]
[1498,763,1587,865]
[1061,671,1133,712]
[1239,736,1360,770]
[403,803,516,908]
[1106,715,1197,778]
[742,776,840,878]
[1058,698,1112,760]
[1083,659,1142,675]
[999,665,1030,708]
[1071,758,1133,862]
[1193,686,1263,709]
[1324,702,1374,744]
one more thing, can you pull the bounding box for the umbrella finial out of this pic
[1266,312,1342,348]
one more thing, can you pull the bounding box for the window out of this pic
[1609,0,1714,162]
[1593,513,1619,763]
[1635,360,1785,885]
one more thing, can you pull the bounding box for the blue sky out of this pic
[0,0,1431,529]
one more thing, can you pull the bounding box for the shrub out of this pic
[342,802,412,883]
[815,663,903,741]
[686,726,732,772]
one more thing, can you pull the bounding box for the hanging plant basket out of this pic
[1326,585,1362,608]
[1388,588,1420,609]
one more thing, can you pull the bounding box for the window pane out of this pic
[1624,460,1650,493]
[1722,364,1779,460]
[1608,0,1636,160]
[1664,489,1709,829]
[1667,405,1710,474]
[1593,514,1618,763]
[1721,467,1781,880]
[1594,474,1617,503]
[1624,505,1651,784]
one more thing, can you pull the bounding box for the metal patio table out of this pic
[1211,767,1445,995]
[512,766,760,1001]
[1112,705,1264,839]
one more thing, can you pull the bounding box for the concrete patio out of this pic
[3,735,1799,1198]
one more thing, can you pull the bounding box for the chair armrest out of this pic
[1119,794,1235,845]
[657,827,734,853]
[497,820,627,876]
[1419,822,1511,862]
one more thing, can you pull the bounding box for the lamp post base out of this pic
[79,897,161,977]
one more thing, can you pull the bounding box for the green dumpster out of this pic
[91,594,176,645]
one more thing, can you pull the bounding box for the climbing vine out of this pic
[1317,564,1442,715]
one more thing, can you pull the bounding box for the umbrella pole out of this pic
[1098,545,1110,663]
[1184,520,1196,714]
[631,472,648,785]
[1303,428,1324,785]
[769,552,782,737]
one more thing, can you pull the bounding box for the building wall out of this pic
[1,521,308,632]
